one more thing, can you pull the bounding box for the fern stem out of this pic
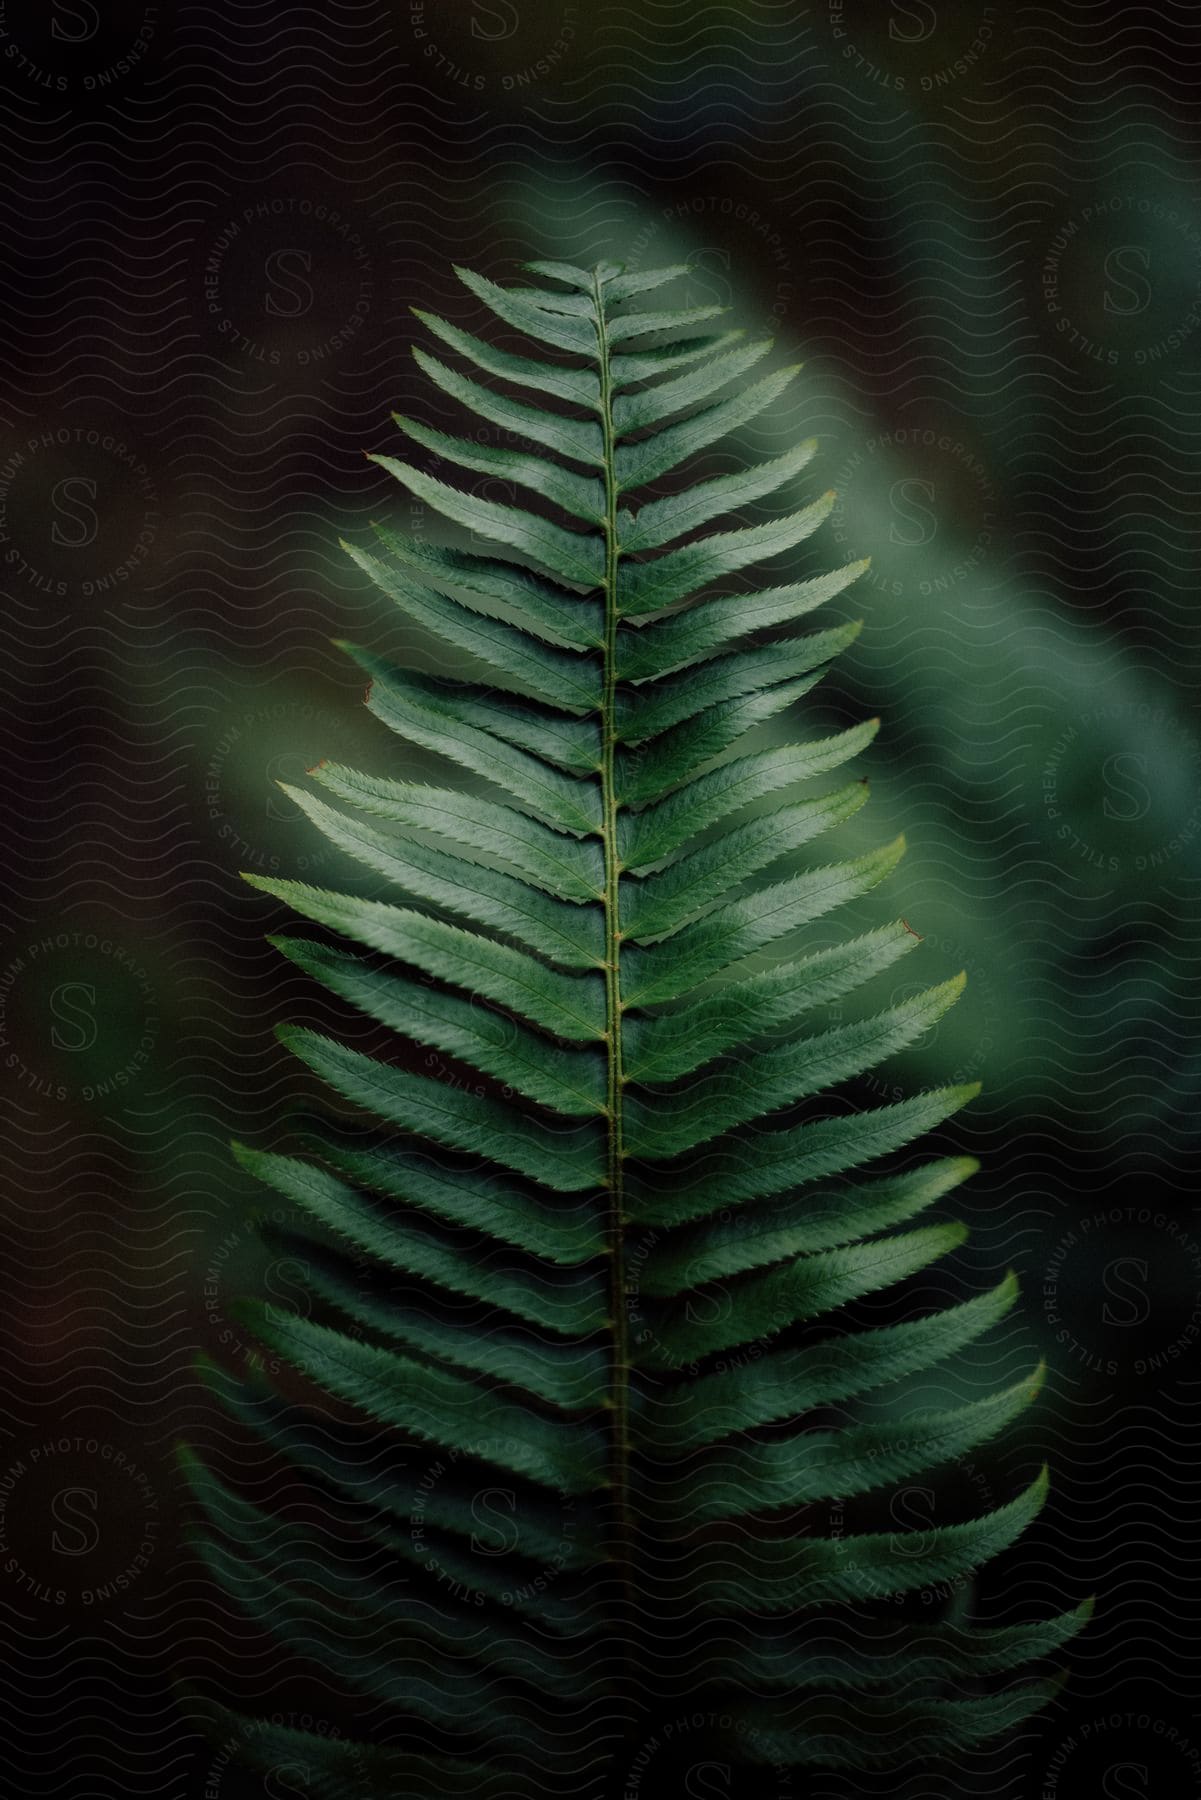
[593,273,636,1666]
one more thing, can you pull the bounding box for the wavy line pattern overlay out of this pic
[1,3,1198,1797]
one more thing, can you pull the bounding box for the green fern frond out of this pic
[184,261,1086,1794]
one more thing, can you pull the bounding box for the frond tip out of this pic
[184,258,1084,1794]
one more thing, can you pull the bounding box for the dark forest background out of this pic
[1,3,1199,1795]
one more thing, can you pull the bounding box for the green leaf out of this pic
[310,763,606,902]
[624,976,966,1158]
[258,797,605,968]
[616,365,802,491]
[612,338,774,436]
[188,1519,574,1751]
[257,886,604,1038]
[297,1255,609,1411]
[620,783,869,943]
[627,1084,981,1225]
[650,1370,1045,1521]
[640,1156,979,1295]
[602,265,692,303]
[343,537,602,704]
[621,438,819,552]
[634,1222,968,1365]
[618,568,868,676]
[189,1462,598,1681]
[367,1515,597,1636]
[615,672,831,808]
[174,1700,413,1800]
[409,350,605,470]
[522,258,598,290]
[639,1273,1022,1449]
[368,522,604,650]
[623,839,906,1005]
[616,633,862,742]
[619,723,880,870]
[360,654,603,834]
[236,1301,608,1493]
[311,1133,606,1265]
[455,264,597,353]
[392,410,604,523]
[274,935,607,1116]
[706,1597,1094,1692]
[618,491,837,616]
[279,1027,607,1190]
[370,456,604,587]
[728,1678,1065,1766]
[624,922,922,1082]
[339,653,602,774]
[413,305,599,407]
[609,330,746,389]
[232,1143,605,1333]
[607,302,731,344]
[501,282,595,317]
[682,1469,1051,1613]
[194,1362,606,1561]
[183,1699,510,1800]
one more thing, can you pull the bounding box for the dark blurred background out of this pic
[1,2,1199,1795]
